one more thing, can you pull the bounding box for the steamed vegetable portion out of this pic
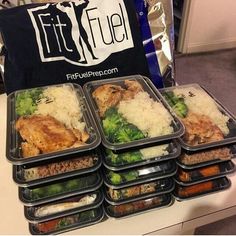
[163,91,188,118]
[16,88,43,116]
[105,144,169,166]
[26,173,97,200]
[108,170,139,185]
[107,162,170,185]
[102,107,145,143]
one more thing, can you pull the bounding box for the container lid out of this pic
[104,193,173,219]
[6,83,101,165]
[174,161,235,186]
[24,190,104,223]
[173,177,231,201]
[104,178,175,205]
[29,206,104,235]
[176,144,236,170]
[103,160,177,189]
[19,171,103,206]
[13,149,102,187]
[83,75,184,151]
[159,83,236,151]
[102,140,181,171]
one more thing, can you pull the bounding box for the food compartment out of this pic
[25,190,104,223]
[176,144,236,169]
[105,178,175,204]
[160,84,236,151]
[13,150,102,187]
[103,160,177,189]
[103,140,181,171]
[83,75,184,151]
[19,171,102,206]
[175,161,235,186]
[29,206,104,235]
[6,83,101,165]
[104,194,173,218]
[173,177,231,200]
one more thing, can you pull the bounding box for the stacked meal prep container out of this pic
[6,83,105,234]
[83,75,185,219]
[159,84,236,201]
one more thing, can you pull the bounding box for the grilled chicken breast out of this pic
[16,115,77,155]
[181,112,224,145]
[92,80,144,117]
[92,84,124,117]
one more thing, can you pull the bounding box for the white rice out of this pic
[173,86,229,135]
[140,144,169,159]
[35,85,86,132]
[117,91,174,138]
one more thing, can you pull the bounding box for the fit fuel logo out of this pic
[28,0,134,66]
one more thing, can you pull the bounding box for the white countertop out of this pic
[1,93,236,235]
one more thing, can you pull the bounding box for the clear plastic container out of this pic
[13,149,102,187]
[24,190,104,223]
[29,206,104,235]
[175,161,235,186]
[104,194,173,218]
[105,178,175,205]
[102,140,181,171]
[159,84,236,151]
[83,75,184,151]
[6,83,101,165]
[19,171,102,206]
[173,177,231,201]
[103,160,177,189]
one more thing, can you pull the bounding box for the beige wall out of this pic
[182,0,236,53]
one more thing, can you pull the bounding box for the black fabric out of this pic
[0,0,150,94]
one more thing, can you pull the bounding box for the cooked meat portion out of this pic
[92,84,124,117]
[181,112,224,145]
[72,129,89,143]
[24,155,95,180]
[16,115,77,155]
[180,147,232,165]
[122,80,144,100]
[21,142,40,158]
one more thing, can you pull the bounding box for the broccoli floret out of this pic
[46,183,64,196]
[102,107,145,143]
[120,151,143,163]
[114,124,145,143]
[123,170,139,181]
[173,102,188,118]
[65,179,79,190]
[163,91,188,118]
[108,171,122,184]
[102,107,124,142]
[106,149,123,164]
[15,88,43,116]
